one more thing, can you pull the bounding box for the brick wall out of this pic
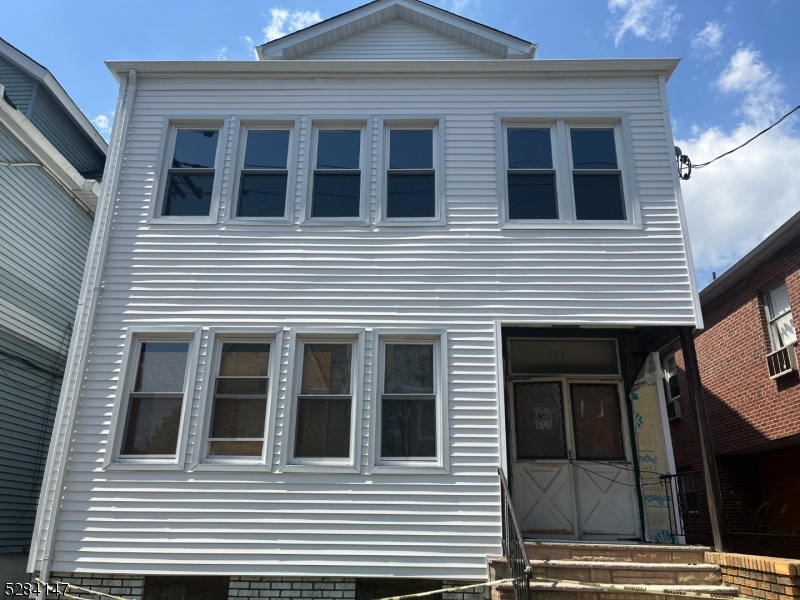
[44,572,144,599]
[706,552,800,600]
[667,236,800,551]
[228,577,356,600]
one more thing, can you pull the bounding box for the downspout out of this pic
[33,68,137,596]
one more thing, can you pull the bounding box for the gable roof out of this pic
[258,0,536,61]
[0,37,108,154]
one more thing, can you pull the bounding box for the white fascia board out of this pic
[105,57,680,80]
[0,38,108,154]
[257,0,535,60]
[0,99,100,211]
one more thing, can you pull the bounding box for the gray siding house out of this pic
[0,38,106,584]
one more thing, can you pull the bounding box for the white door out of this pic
[509,379,640,540]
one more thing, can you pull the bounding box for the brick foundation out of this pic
[43,572,144,599]
[228,577,356,600]
[441,580,487,600]
[706,552,800,600]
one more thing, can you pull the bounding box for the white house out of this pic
[28,1,718,599]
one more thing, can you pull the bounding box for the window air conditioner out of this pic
[766,345,798,379]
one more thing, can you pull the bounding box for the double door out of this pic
[508,378,640,540]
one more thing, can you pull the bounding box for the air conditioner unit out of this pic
[766,345,798,379]
[666,399,681,421]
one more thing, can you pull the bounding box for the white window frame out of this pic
[369,329,449,474]
[225,118,301,225]
[280,328,365,473]
[662,352,682,421]
[149,117,230,225]
[495,111,641,229]
[190,327,283,471]
[376,116,446,226]
[763,281,797,351]
[104,327,202,470]
[301,117,371,226]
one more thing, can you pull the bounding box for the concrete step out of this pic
[527,559,723,585]
[492,580,740,600]
[524,542,710,564]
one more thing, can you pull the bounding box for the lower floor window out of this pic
[677,471,700,516]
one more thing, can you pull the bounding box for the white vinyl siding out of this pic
[298,19,498,61]
[36,71,696,579]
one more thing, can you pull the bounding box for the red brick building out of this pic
[663,210,800,557]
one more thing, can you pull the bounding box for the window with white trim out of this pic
[206,342,271,458]
[119,341,190,457]
[236,128,291,218]
[293,341,355,459]
[385,128,436,219]
[764,281,797,351]
[162,127,221,217]
[311,129,362,218]
[501,118,633,226]
[379,340,438,461]
[662,353,681,421]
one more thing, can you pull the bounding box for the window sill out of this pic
[500,221,642,230]
[223,216,293,226]
[299,217,369,227]
[104,460,185,471]
[147,216,218,226]
[281,463,359,474]
[190,462,271,472]
[370,463,448,475]
[376,217,446,227]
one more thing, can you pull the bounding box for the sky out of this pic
[2,0,799,288]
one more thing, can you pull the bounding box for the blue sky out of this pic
[2,0,799,287]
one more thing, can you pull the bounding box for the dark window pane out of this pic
[122,396,182,455]
[507,128,553,169]
[163,172,214,216]
[573,173,625,220]
[142,575,230,600]
[239,173,288,217]
[134,343,189,393]
[570,384,625,461]
[570,129,618,169]
[244,130,289,169]
[508,173,557,220]
[219,343,270,377]
[312,173,361,217]
[513,382,567,459]
[208,441,263,456]
[295,398,352,457]
[668,374,680,399]
[390,130,433,169]
[316,130,360,169]
[381,399,436,457]
[301,344,352,395]
[384,344,434,394]
[210,397,267,438]
[387,173,435,218]
[215,377,268,396]
[172,129,218,169]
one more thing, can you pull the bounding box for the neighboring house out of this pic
[0,38,106,584]
[662,210,800,558]
[28,1,723,598]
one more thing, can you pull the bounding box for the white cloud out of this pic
[691,21,724,57]
[676,48,800,284]
[263,7,322,42]
[441,0,477,14]
[213,46,228,60]
[91,112,114,139]
[608,0,681,45]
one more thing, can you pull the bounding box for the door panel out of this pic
[512,462,575,534]
[574,463,638,537]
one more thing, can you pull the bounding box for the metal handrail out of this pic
[498,468,531,600]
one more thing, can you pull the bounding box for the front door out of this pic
[509,379,640,540]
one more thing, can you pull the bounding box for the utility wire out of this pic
[692,103,800,169]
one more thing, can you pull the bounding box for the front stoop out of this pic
[489,542,740,600]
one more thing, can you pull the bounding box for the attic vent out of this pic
[766,345,798,379]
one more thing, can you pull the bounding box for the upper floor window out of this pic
[163,128,221,217]
[662,353,681,421]
[570,128,625,221]
[207,342,271,458]
[237,129,291,218]
[764,281,797,350]
[311,129,362,218]
[120,341,190,457]
[293,341,355,460]
[386,129,435,218]
[499,117,636,228]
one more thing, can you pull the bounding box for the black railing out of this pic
[498,468,531,600]
[659,471,699,541]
